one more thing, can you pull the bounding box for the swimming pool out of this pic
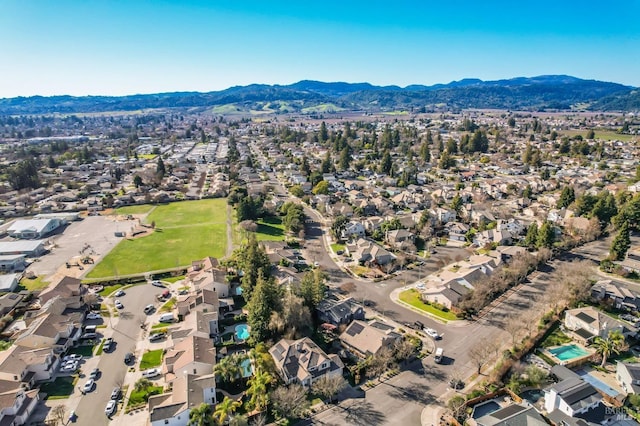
[241,358,252,377]
[235,324,250,341]
[548,344,589,361]
[472,400,501,419]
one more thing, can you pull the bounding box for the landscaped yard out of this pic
[86,199,228,278]
[159,298,176,312]
[398,289,458,322]
[40,376,77,399]
[18,275,49,291]
[127,385,163,409]
[68,344,95,357]
[140,349,164,369]
[540,324,573,348]
[254,216,286,241]
[331,243,346,254]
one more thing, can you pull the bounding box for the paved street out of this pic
[72,284,163,426]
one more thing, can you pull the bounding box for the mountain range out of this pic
[0,75,638,115]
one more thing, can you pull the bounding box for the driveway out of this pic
[71,283,163,426]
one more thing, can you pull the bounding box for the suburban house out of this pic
[316,297,365,326]
[339,320,401,358]
[616,361,640,394]
[341,221,366,240]
[346,238,396,266]
[0,292,25,317]
[473,229,512,247]
[15,310,82,354]
[0,344,57,384]
[591,280,640,311]
[475,403,548,426]
[37,276,87,310]
[420,280,470,309]
[0,388,40,426]
[148,373,216,426]
[544,365,611,425]
[7,218,63,239]
[269,337,344,387]
[445,222,469,243]
[176,288,219,320]
[185,257,229,297]
[163,335,217,381]
[564,306,636,342]
[385,229,415,249]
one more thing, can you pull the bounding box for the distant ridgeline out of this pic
[0,75,637,115]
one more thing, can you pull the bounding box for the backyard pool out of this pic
[548,344,589,362]
[520,389,544,405]
[235,324,250,341]
[472,400,501,419]
[241,358,252,377]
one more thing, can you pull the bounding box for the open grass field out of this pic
[87,199,228,278]
[561,129,638,142]
[398,289,458,322]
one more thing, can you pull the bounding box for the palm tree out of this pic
[214,353,246,386]
[213,396,241,425]
[188,403,215,426]
[593,330,625,367]
[246,369,274,412]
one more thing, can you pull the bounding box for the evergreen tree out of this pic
[380,150,392,175]
[450,194,463,214]
[297,269,326,310]
[319,121,329,142]
[338,146,351,171]
[439,150,455,169]
[522,185,533,199]
[536,221,555,249]
[321,151,332,174]
[156,156,166,178]
[557,186,575,209]
[237,235,271,300]
[610,221,631,261]
[419,140,430,163]
[247,272,281,342]
[524,222,538,248]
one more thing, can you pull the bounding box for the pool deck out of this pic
[544,344,594,367]
[577,365,625,396]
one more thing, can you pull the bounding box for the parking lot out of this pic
[26,215,126,280]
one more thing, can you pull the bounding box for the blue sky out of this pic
[1,0,639,97]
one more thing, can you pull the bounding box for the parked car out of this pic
[412,321,425,330]
[103,338,115,352]
[63,354,83,362]
[86,312,102,320]
[111,387,121,400]
[424,328,442,340]
[105,400,117,417]
[124,352,134,364]
[143,304,155,314]
[61,362,78,372]
[142,368,161,379]
[151,280,165,288]
[82,379,95,393]
[115,300,124,309]
[89,368,100,379]
[149,332,166,342]
[114,289,125,297]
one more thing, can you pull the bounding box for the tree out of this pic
[331,215,349,240]
[246,369,274,412]
[214,353,246,386]
[270,383,309,419]
[289,185,305,198]
[438,149,455,169]
[557,186,575,209]
[312,375,348,404]
[610,220,631,261]
[269,292,312,339]
[297,269,326,310]
[235,235,271,300]
[213,397,241,425]
[188,403,215,426]
[7,158,41,190]
[319,121,329,142]
[133,174,143,188]
[523,222,538,248]
[380,150,392,175]
[338,146,351,171]
[450,194,463,214]
[593,330,625,367]
[50,405,67,426]
[312,180,329,195]
[448,395,467,423]
[156,156,166,178]
[247,273,281,342]
[536,221,555,249]
[468,344,491,374]
[134,378,152,392]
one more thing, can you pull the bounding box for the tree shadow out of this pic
[342,401,386,426]
[384,381,437,406]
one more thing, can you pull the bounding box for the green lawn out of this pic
[128,385,163,408]
[69,344,95,357]
[18,275,50,291]
[40,376,77,399]
[113,204,154,215]
[540,325,572,348]
[561,129,638,142]
[254,216,286,241]
[87,199,228,278]
[398,289,458,322]
[140,349,164,370]
[159,298,176,313]
[99,284,125,296]
[331,243,346,254]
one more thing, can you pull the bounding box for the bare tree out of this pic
[505,320,522,346]
[50,405,66,426]
[393,338,417,364]
[468,343,491,374]
[250,414,267,426]
[239,220,258,233]
[270,383,309,419]
[311,375,348,404]
[369,347,395,380]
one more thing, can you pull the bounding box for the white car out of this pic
[86,313,102,320]
[114,289,125,297]
[61,362,78,372]
[424,328,442,340]
[115,300,124,309]
[141,368,161,379]
[82,379,95,393]
[63,354,83,362]
[105,400,117,416]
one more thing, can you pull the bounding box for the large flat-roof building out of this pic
[7,219,62,239]
[0,240,46,257]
